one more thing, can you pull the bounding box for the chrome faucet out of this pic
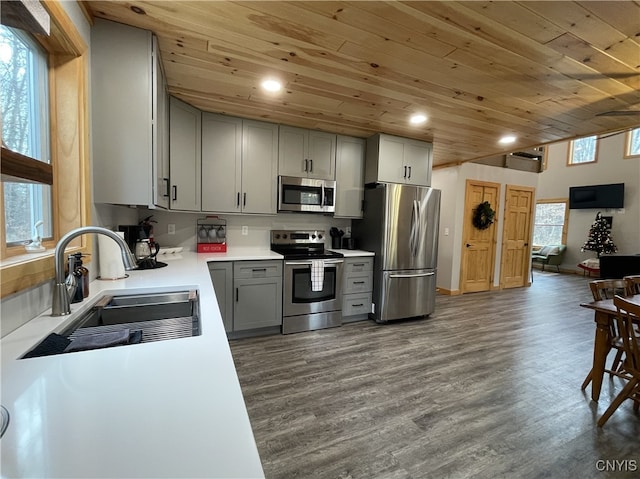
[52,226,137,316]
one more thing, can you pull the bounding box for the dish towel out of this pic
[311,260,325,292]
[64,329,132,353]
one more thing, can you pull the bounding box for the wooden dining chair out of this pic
[581,280,631,390]
[597,295,640,426]
[624,275,640,295]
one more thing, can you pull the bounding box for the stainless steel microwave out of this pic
[278,176,336,214]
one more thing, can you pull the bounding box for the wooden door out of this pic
[500,185,535,288]
[460,180,500,293]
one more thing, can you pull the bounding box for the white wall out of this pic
[537,132,640,269]
[133,209,352,252]
[432,163,538,293]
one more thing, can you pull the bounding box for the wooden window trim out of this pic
[566,135,599,166]
[1,1,91,298]
[623,127,640,159]
[1,147,54,184]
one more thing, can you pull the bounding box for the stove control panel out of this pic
[271,230,325,246]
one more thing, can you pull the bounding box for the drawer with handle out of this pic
[344,273,372,294]
[344,258,373,275]
[234,260,282,279]
[342,292,372,317]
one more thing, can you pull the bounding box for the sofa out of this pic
[531,245,567,272]
[599,254,640,279]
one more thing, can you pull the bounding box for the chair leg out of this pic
[541,264,545,272]
[610,350,624,377]
[556,265,560,272]
[581,369,593,390]
[598,377,640,427]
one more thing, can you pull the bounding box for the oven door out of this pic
[278,176,335,213]
[284,259,343,316]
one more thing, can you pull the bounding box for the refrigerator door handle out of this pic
[409,200,419,257]
[389,272,435,278]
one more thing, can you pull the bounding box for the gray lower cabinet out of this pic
[208,260,283,334]
[208,262,234,332]
[342,257,374,322]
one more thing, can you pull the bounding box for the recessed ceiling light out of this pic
[499,135,517,144]
[261,79,282,92]
[410,113,427,125]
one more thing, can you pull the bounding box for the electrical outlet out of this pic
[345,226,352,236]
[168,224,176,235]
[444,227,450,236]
[242,226,248,236]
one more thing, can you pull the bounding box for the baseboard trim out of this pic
[437,287,461,295]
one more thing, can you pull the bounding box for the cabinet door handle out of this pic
[163,178,170,197]
[353,281,366,284]
[235,288,239,302]
[408,166,412,179]
[252,268,267,272]
[309,159,313,172]
[353,263,365,267]
[237,192,240,207]
[403,166,407,178]
[353,303,364,307]
[172,185,177,201]
[243,192,247,207]
[304,159,308,172]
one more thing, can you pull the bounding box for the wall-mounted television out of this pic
[569,183,624,209]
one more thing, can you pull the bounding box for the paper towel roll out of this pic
[98,232,126,280]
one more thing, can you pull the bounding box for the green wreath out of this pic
[472,201,496,230]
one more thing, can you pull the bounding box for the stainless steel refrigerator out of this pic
[353,183,440,322]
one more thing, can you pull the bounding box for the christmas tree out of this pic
[581,212,617,258]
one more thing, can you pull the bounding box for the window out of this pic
[532,200,568,246]
[1,25,53,245]
[1,1,90,298]
[624,127,640,158]
[568,135,598,165]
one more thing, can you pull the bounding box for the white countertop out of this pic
[0,252,266,478]
[328,249,375,257]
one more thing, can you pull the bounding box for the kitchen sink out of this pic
[21,290,200,358]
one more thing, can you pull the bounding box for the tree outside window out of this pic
[624,127,640,158]
[0,25,52,245]
[568,135,598,165]
[532,200,568,246]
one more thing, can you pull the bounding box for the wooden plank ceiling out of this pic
[86,1,640,166]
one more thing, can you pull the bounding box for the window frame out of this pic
[567,135,599,166]
[532,199,569,247]
[1,1,90,297]
[623,127,640,159]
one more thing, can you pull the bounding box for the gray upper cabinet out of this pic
[92,19,166,208]
[278,125,336,180]
[201,114,242,213]
[154,57,170,209]
[365,133,432,186]
[202,114,278,214]
[334,135,366,218]
[169,97,202,211]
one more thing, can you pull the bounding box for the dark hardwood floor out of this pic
[229,271,640,479]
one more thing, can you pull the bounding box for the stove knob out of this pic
[274,234,280,239]
[318,234,323,240]
[283,234,288,239]
[311,234,316,239]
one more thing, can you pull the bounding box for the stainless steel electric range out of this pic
[271,230,344,334]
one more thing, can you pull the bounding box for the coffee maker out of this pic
[118,224,149,252]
